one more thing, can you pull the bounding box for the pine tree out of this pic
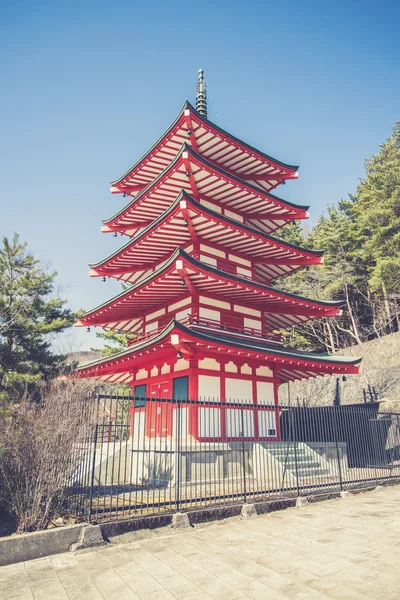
[0,234,77,402]
[276,122,400,351]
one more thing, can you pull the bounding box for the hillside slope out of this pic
[278,331,400,410]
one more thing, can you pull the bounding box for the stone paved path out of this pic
[1,486,400,599]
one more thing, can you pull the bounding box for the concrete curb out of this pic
[171,513,191,529]
[296,496,309,508]
[0,524,84,567]
[70,525,107,551]
[241,503,257,519]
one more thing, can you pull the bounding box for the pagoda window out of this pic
[133,384,146,407]
[172,376,188,401]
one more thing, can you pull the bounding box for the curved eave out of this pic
[74,319,361,380]
[79,247,341,327]
[104,144,308,230]
[173,320,362,367]
[111,101,299,189]
[91,190,321,273]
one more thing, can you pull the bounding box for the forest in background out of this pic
[276,122,400,354]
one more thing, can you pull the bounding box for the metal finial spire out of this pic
[196,69,207,118]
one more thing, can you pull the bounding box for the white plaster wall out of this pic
[145,321,158,333]
[225,378,252,402]
[226,409,254,437]
[198,374,221,400]
[200,244,225,258]
[150,366,158,377]
[176,308,190,321]
[199,307,220,321]
[161,364,171,375]
[225,362,238,373]
[200,296,230,310]
[244,317,261,331]
[237,267,252,278]
[174,359,190,372]
[258,411,277,437]
[198,358,220,371]
[256,366,273,377]
[228,254,251,266]
[172,407,189,438]
[256,381,275,405]
[168,297,191,312]
[132,412,146,442]
[234,305,261,317]
[136,368,148,380]
[198,408,221,437]
[145,308,165,322]
[240,364,252,375]
[200,254,217,266]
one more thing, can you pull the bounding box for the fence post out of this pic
[333,407,343,491]
[88,423,98,524]
[175,399,181,512]
[240,407,247,503]
[291,409,300,496]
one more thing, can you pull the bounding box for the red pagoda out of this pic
[75,70,361,443]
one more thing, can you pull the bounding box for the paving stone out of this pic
[156,574,202,599]
[235,579,289,600]
[195,574,246,599]
[1,485,400,600]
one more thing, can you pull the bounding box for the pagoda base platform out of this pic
[90,438,339,490]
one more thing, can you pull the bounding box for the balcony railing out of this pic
[127,314,283,346]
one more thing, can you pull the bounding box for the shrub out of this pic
[0,383,95,533]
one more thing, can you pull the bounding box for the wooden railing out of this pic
[128,314,283,346]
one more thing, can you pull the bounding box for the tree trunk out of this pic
[344,282,362,344]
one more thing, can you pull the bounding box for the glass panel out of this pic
[134,384,146,407]
[172,376,188,401]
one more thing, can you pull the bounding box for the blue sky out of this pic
[1,0,399,352]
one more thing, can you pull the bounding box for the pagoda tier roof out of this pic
[104,144,309,236]
[78,248,341,334]
[74,320,361,385]
[111,102,299,196]
[93,191,323,284]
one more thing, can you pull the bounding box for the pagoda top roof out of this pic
[104,144,309,236]
[111,101,299,196]
[74,319,361,384]
[78,247,341,334]
[94,191,323,283]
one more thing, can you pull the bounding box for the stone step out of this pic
[280,460,322,469]
[267,448,308,457]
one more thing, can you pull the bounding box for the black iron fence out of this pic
[66,389,400,523]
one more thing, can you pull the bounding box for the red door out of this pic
[146,381,170,437]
